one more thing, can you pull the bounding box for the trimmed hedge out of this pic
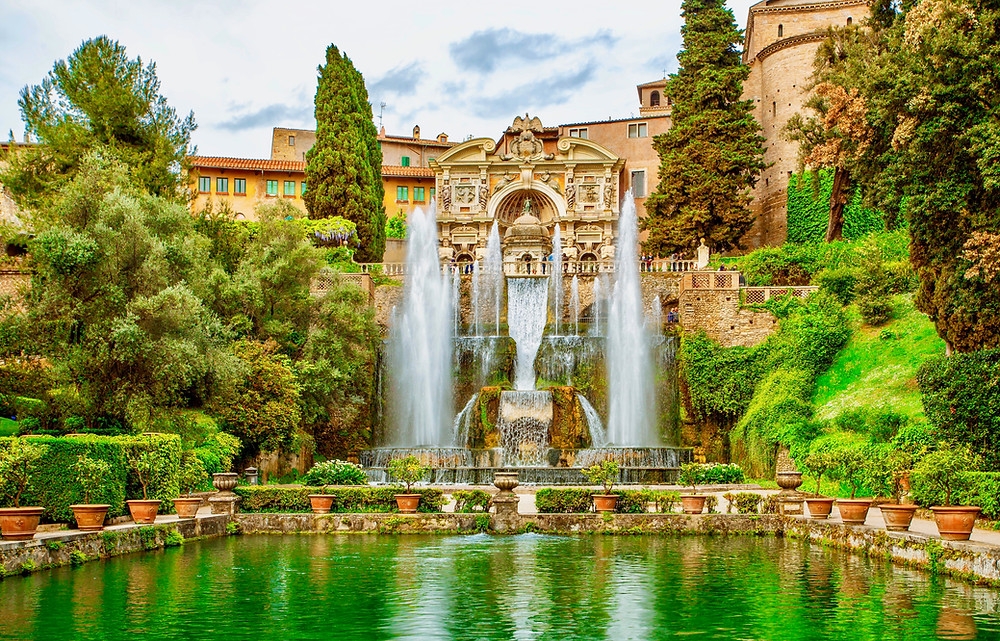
[0,434,181,523]
[233,486,445,513]
[535,488,677,514]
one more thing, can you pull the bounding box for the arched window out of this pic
[778,24,783,37]
[847,16,853,25]
[650,90,661,107]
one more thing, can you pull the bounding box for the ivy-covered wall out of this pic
[786,171,884,243]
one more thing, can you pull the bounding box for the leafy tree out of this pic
[643,0,765,255]
[304,44,385,262]
[22,154,235,431]
[385,211,407,239]
[212,339,301,461]
[809,0,1000,352]
[2,36,195,213]
[296,277,380,459]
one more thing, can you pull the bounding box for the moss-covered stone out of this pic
[549,386,590,449]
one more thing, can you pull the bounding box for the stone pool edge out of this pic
[4,512,1000,588]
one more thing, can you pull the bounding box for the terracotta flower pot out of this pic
[681,495,706,514]
[931,505,981,541]
[805,497,835,519]
[0,507,45,540]
[836,498,872,525]
[126,499,161,525]
[70,504,110,531]
[395,494,421,514]
[593,494,618,513]
[172,497,202,519]
[308,494,334,514]
[879,504,918,532]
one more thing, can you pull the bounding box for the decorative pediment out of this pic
[432,137,497,164]
[555,137,620,162]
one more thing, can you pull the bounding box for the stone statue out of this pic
[499,114,555,162]
[493,172,516,195]
[603,182,615,210]
[565,183,576,210]
[440,184,452,212]
[522,198,533,217]
[479,182,489,210]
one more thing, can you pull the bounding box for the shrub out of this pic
[911,445,977,507]
[72,455,112,504]
[452,489,492,513]
[177,451,207,496]
[233,485,444,513]
[831,446,867,499]
[535,488,593,513]
[679,462,700,493]
[800,451,837,497]
[655,490,680,513]
[917,350,1000,469]
[386,456,428,493]
[693,463,746,485]
[815,268,858,305]
[730,492,763,514]
[192,432,242,477]
[857,292,893,326]
[613,489,654,514]
[0,434,180,522]
[0,438,47,507]
[704,495,719,513]
[581,459,620,494]
[301,460,367,486]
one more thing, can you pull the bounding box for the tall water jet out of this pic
[550,225,563,335]
[451,268,460,336]
[507,277,549,390]
[570,275,580,336]
[606,192,658,446]
[388,206,455,446]
[591,278,602,336]
[648,295,662,337]
[484,221,503,336]
[472,262,481,336]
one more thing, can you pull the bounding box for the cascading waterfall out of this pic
[387,205,455,447]
[570,275,580,336]
[606,192,659,446]
[550,226,563,336]
[498,390,553,466]
[579,395,607,447]
[484,221,503,336]
[507,277,549,391]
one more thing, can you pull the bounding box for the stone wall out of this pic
[679,288,777,347]
[0,515,230,578]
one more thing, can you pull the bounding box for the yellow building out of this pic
[188,156,307,220]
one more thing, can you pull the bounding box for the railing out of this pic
[310,271,375,302]
[355,259,700,276]
[679,271,818,302]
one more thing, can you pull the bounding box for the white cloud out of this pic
[0,0,759,158]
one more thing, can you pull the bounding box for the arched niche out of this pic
[488,182,566,226]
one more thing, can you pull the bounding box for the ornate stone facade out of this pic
[431,115,625,265]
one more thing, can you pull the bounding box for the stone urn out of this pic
[494,472,519,494]
[212,472,238,494]
[776,471,803,493]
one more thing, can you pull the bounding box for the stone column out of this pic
[491,471,521,533]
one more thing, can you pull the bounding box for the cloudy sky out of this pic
[0,0,758,159]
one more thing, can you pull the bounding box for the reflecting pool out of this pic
[3,534,1000,640]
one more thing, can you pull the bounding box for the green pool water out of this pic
[2,534,1000,640]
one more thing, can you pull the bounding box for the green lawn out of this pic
[812,295,945,422]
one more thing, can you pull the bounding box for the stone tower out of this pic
[741,0,870,248]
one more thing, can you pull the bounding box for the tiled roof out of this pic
[187,156,306,172]
[379,135,453,147]
[381,165,435,178]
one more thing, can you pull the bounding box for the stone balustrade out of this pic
[355,258,700,277]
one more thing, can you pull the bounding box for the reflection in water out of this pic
[3,535,1000,640]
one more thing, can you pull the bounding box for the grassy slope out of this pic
[0,417,18,436]
[812,295,945,422]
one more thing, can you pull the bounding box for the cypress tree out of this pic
[643,0,766,256]
[304,45,385,262]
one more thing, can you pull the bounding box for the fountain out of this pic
[363,195,689,484]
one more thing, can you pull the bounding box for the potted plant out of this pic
[679,462,706,514]
[308,486,335,514]
[801,451,836,519]
[0,438,47,540]
[833,447,872,525]
[868,448,918,531]
[70,455,112,531]
[126,450,162,524]
[387,455,429,514]
[582,459,620,512]
[173,452,206,519]
[912,446,980,541]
